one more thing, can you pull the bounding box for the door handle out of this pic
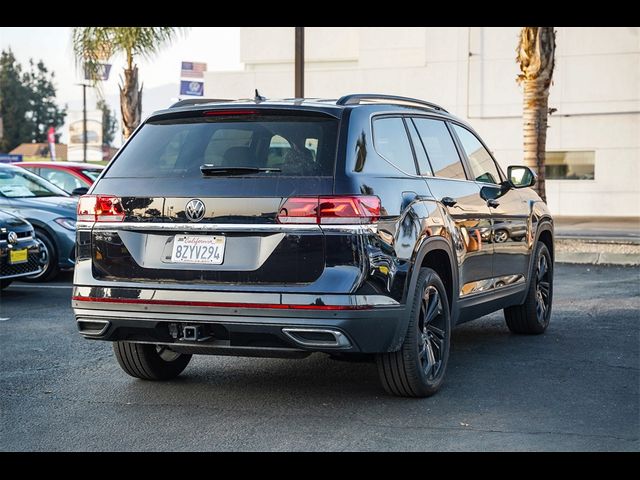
[441,197,457,207]
[487,199,500,208]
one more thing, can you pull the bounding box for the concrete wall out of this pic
[204,27,640,217]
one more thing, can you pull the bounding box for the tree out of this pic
[0,49,66,152]
[0,49,31,152]
[516,27,556,202]
[97,99,117,147]
[72,27,183,139]
[25,59,67,143]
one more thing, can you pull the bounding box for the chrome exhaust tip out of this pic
[76,318,110,336]
[282,328,351,348]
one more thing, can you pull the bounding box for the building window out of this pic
[546,151,595,180]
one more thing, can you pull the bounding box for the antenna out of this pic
[254,89,266,103]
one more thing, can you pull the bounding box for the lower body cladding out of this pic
[72,286,405,357]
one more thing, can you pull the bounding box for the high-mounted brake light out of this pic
[203,110,258,116]
[277,196,380,225]
[77,195,125,222]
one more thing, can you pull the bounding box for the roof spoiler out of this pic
[169,98,233,109]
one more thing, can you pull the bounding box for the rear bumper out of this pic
[72,286,405,354]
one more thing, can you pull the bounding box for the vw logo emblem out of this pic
[185,199,206,222]
[7,231,18,245]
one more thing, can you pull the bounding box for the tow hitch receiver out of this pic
[168,324,211,342]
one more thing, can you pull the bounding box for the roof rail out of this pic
[336,94,448,113]
[169,98,233,109]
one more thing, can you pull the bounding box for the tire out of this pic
[24,230,59,282]
[493,229,509,243]
[376,267,451,397]
[0,279,12,290]
[113,341,192,380]
[504,242,553,334]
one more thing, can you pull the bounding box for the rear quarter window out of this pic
[372,117,417,175]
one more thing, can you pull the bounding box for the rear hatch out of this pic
[87,108,340,285]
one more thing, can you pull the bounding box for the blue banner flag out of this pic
[180,80,204,96]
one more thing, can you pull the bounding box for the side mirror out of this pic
[71,187,89,196]
[507,165,537,189]
[479,184,502,201]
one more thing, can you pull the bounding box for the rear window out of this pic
[104,114,338,178]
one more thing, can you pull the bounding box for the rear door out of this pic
[411,117,494,296]
[89,109,339,286]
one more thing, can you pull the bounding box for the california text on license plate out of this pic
[170,235,226,265]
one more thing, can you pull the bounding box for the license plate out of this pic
[9,248,28,264]
[170,235,226,265]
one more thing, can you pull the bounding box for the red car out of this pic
[15,162,104,195]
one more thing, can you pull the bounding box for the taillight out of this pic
[77,195,125,222]
[277,196,380,224]
[318,196,380,224]
[276,197,319,223]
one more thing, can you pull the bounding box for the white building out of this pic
[204,27,640,218]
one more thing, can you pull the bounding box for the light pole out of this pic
[76,83,89,163]
[295,27,304,98]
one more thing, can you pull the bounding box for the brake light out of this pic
[77,195,125,222]
[203,110,258,116]
[277,196,380,224]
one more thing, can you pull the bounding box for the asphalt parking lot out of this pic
[1,264,638,451]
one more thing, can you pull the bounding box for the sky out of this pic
[0,27,242,146]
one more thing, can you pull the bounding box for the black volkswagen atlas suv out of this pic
[73,94,554,397]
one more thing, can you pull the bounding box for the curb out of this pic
[555,235,640,245]
[556,252,640,266]
[555,237,640,266]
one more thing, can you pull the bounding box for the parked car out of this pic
[15,161,104,195]
[73,94,554,397]
[0,164,77,281]
[0,210,44,289]
[480,219,527,243]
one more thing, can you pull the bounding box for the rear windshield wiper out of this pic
[200,165,281,176]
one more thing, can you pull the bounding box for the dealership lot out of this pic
[0,264,638,451]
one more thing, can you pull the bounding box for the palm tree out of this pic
[516,27,556,202]
[72,27,182,139]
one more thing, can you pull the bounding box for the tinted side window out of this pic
[406,119,432,175]
[372,117,417,175]
[266,135,291,168]
[412,118,466,180]
[452,124,501,184]
[40,168,84,192]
